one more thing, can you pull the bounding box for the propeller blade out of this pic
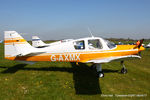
[138,39,144,48]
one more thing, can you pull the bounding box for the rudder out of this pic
[4,31,34,60]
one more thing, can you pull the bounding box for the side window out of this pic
[74,40,85,50]
[88,39,102,49]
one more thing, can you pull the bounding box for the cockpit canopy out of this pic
[88,39,103,49]
[73,37,116,50]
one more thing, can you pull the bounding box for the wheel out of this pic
[97,71,104,78]
[121,68,127,74]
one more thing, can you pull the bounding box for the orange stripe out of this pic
[4,39,26,43]
[5,50,138,62]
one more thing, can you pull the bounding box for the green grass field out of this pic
[0,41,150,100]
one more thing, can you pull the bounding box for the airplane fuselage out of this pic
[5,37,144,63]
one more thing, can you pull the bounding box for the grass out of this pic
[0,41,150,100]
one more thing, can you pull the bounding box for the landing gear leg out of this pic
[120,61,127,74]
[96,63,104,78]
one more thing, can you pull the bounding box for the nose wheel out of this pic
[121,61,127,74]
[121,67,127,74]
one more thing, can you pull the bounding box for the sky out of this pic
[0,0,150,40]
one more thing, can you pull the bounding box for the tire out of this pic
[97,71,104,78]
[121,68,127,74]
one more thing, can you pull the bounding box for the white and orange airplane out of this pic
[4,31,145,77]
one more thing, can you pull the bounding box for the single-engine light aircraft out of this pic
[4,31,145,77]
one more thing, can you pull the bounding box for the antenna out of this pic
[88,27,94,37]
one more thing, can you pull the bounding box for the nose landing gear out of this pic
[120,61,127,74]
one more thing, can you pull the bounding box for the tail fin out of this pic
[4,31,34,59]
[32,36,47,47]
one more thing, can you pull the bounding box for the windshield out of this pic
[104,39,116,49]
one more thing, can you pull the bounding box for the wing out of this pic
[86,55,141,63]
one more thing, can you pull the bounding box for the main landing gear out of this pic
[120,61,127,74]
[91,63,104,78]
[90,61,127,78]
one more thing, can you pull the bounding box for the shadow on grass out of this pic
[0,64,73,73]
[1,64,27,73]
[103,69,119,73]
[0,63,119,95]
[71,63,102,95]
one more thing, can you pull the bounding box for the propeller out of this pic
[137,39,144,56]
[138,39,144,48]
[134,39,144,49]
